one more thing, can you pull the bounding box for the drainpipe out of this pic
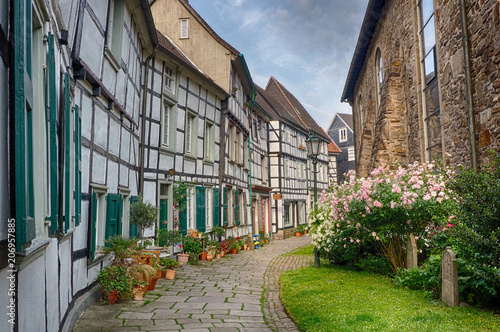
[140,45,158,195]
[246,90,256,234]
[459,0,478,169]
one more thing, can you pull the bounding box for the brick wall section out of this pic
[351,0,500,175]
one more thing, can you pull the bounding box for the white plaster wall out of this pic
[159,153,174,171]
[0,268,14,331]
[80,10,104,76]
[81,147,91,192]
[107,160,119,193]
[102,60,118,96]
[86,0,108,27]
[59,239,72,321]
[109,119,121,157]
[119,165,129,187]
[92,152,107,184]
[120,130,130,163]
[18,252,47,332]
[80,93,93,140]
[149,149,158,169]
[72,258,88,296]
[115,70,127,108]
[94,107,108,150]
[74,200,89,250]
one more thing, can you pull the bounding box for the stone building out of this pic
[341,0,500,176]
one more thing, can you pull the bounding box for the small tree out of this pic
[130,196,158,239]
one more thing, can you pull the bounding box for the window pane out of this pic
[426,113,442,148]
[423,18,435,56]
[420,0,434,27]
[163,105,170,146]
[423,48,436,83]
[424,79,439,115]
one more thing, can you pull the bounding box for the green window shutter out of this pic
[159,199,168,230]
[64,73,71,232]
[196,186,206,233]
[90,192,98,261]
[179,189,187,235]
[129,196,138,237]
[48,32,59,235]
[243,193,247,225]
[105,194,120,244]
[117,194,123,236]
[74,105,81,226]
[213,188,220,227]
[223,187,228,226]
[13,0,36,251]
[234,190,240,226]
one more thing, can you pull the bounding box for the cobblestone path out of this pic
[73,235,312,331]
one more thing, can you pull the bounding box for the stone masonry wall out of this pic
[352,0,500,174]
[352,0,421,177]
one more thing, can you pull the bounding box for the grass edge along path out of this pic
[280,250,500,331]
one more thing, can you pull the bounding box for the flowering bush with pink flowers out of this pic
[308,160,455,273]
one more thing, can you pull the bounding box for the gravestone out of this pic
[442,246,459,306]
[406,234,418,268]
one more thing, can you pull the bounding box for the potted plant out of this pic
[96,265,132,304]
[229,241,240,254]
[209,226,226,241]
[160,257,179,280]
[182,236,203,261]
[102,235,139,267]
[132,280,148,300]
[152,256,163,278]
[219,241,229,255]
[295,224,306,237]
[130,196,159,241]
[127,264,155,294]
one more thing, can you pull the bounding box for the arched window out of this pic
[358,95,365,128]
[375,48,383,107]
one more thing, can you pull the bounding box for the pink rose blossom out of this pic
[374,200,382,208]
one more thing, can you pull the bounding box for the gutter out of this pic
[459,0,477,169]
[139,46,158,195]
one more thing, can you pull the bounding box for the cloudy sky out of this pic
[188,0,367,128]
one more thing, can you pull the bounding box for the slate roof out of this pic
[337,113,354,131]
[262,77,330,142]
[341,0,386,103]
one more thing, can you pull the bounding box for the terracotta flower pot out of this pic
[220,252,225,257]
[243,244,248,250]
[177,253,190,265]
[200,252,207,260]
[232,249,237,254]
[206,255,213,261]
[215,253,222,259]
[149,276,159,290]
[157,269,163,278]
[295,232,302,237]
[133,288,144,301]
[107,290,118,305]
[165,269,176,280]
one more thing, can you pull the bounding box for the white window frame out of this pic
[91,185,108,249]
[339,128,348,143]
[104,0,124,71]
[164,65,175,94]
[187,187,195,230]
[185,111,197,158]
[204,120,214,162]
[348,146,355,161]
[205,188,213,231]
[161,102,176,151]
[180,18,189,39]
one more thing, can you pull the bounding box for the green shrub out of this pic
[354,254,393,276]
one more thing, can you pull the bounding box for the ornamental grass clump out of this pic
[308,160,455,273]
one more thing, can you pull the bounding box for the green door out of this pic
[160,199,168,230]
[223,187,228,226]
[105,193,121,245]
[196,187,206,233]
[213,188,220,227]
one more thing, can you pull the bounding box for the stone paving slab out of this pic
[72,235,311,331]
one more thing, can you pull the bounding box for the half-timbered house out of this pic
[327,113,356,183]
[151,0,256,238]
[257,77,331,239]
[142,31,228,241]
[3,0,157,331]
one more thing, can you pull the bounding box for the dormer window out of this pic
[339,128,348,143]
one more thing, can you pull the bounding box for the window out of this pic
[204,121,214,162]
[261,155,268,184]
[187,187,195,230]
[348,147,355,161]
[180,18,189,39]
[339,128,348,142]
[236,129,242,164]
[283,202,292,227]
[162,103,175,149]
[418,0,442,160]
[359,95,365,128]
[284,159,289,178]
[228,123,235,161]
[105,0,124,70]
[243,135,249,170]
[376,48,383,107]
[164,65,175,94]
[185,112,197,157]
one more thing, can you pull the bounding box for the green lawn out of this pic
[280,250,500,331]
